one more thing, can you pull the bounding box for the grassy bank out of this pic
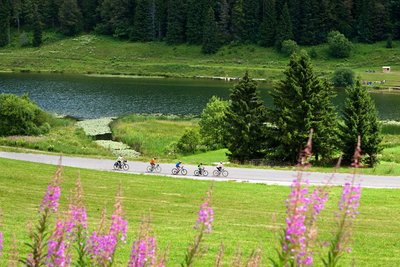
[0,158,399,266]
[1,34,400,88]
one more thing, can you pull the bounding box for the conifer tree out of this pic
[186,0,205,44]
[79,0,99,31]
[340,80,382,166]
[332,0,353,38]
[166,0,186,44]
[155,0,168,39]
[0,0,11,47]
[11,0,22,32]
[202,6,219,54]
[58,0,82,36]
[274,2,293,49]
[217,0,230,43]
[32,2,42,47]
[131,0,155,41]
[230,0,244,41]
[224,71,268,163]
[259,0,276,47]
[242,0,259,43]
[267,51,339,163]
[41,0,60,28]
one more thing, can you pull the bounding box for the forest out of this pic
[1,0,400,51]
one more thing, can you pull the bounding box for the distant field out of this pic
[1,33,400,89]
[0,158,399,266]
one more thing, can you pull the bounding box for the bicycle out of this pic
[147,163,162,173]
[171,166,187,175]
[213,168,228,177]
[113,160,129,171]
[194,167,209,176]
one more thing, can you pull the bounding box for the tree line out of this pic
[1,0,400,51]
[199,51,382,166]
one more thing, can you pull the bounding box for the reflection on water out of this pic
[0,73,399,120]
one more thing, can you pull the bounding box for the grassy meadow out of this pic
[1,33,400,89]
[0,158,399,266]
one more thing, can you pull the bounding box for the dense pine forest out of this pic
[0,0,400,51]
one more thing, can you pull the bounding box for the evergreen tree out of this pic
[41,0,60,28]
[59,0,83,36]
[166,0,186,44]
[202,6,219,54]
[230,0,244,41]
[217,0,230,43]
[155,0,168,39]
[224,71,268,163]
[32,2,42,47]
[297,0,319,45]
[79,0,99,31]
[274,2,293,49]
[131,0,155,41]
[0,0,11,47]
[186,0,206,44]
[391,0,400,39]
[259,0,276,47]
[267,51,339,163]
[241,0,259,43]
[332,0,353,38]
[11,0,22,32]
[340,80,382,166]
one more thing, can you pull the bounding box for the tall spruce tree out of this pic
[0,0,11,47]
[259,0,276,47]
[241,0,259,43]
[166,0,186,44]
[186,0,205,44]
[11,0,22,32]
[32,2,42,46]
[131,0,155,41]
[155,0,168,39]
[58,0,82,35]
[267,51,339,163]
[224,71,268,163]
[202,6,219,54]
[340,80,382,166]
[79,0,99,31]
[275,2,293,49]
[217,0,230,43]
[230,0,244,41]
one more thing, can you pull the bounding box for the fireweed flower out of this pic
[0,231,3,257]
[46,219,69,267]
[128,236,156,267]
[194,186,214,233]
[40,167,62,212]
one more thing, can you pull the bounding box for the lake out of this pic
[0,72,399,120]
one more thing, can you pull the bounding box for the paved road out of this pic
[1,152,399,188]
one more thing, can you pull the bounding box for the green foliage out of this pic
[259,0,276,47]
[186,0,206,44]
[280,39,298,56]
[130,0,155,42]
[32,3,42,47]
[176,128,201,154]
[199,96,229,150]
[0,0,11,47]
[332,68,355,88]
[268,51,339,163]
[224,71,268,162]
[166,0,186,44]
[0,94,51,136]
[274,3,293,49]
[202,7,219,54]
[340,80,382,166]
[58,0,83,36]
[386,35,393,48]
[327,31,352,58]
[19,31,29,47]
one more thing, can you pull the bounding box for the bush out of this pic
[386,35,393,48]
[0,94,51,136]
[280,39,299,56]
[327,31,352,58]
[19,32,29,47]
[309,47,318,58]
[332,68,355,88]
[176,128,201,154]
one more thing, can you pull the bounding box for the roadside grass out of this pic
[0,118,111,157]
[111,114,199,160]
[1,33,400,88]
[0,158,399,266]
[179,149,229,166]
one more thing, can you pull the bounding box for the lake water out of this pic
[0,72,399,120]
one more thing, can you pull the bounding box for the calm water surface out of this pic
[0,73,399,120]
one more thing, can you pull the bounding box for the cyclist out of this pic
[117,155,124,168]
[197,163,203,175]
[176,161,182,171]
[150,157,157,170]
[216,161,223,172]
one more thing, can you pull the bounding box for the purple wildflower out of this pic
[65,205,88,239]
[194,186,214,233]
[0,231,3,257]
[87,232,117,265]
[128,236,156,267]
[40,168,62,212]
[46,219,69,267]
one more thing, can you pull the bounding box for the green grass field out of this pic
[1,33,400,89]
[0,158,399,266]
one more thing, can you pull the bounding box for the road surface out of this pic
[0,152,399,189]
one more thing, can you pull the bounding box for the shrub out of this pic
[176,128,201,154]
[0,94,51,136]
[332,68,355,88]
[386,35,393,48]
[19,32,29,47]
[327,31,352,58]
[280,39,299,56]
[310,47,318,58]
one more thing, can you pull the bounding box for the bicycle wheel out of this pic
[181,168,187,175]
[172,168,178,175]
[146,165,153,172]
[123,164,129,171]
[222,170,228,177]
[155,165,162,173]
[194,170,200,176]
[213,170,220,176]
[113,162,119,170]
[203,170,209,176]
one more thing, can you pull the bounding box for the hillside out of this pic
[1,34,400,88]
